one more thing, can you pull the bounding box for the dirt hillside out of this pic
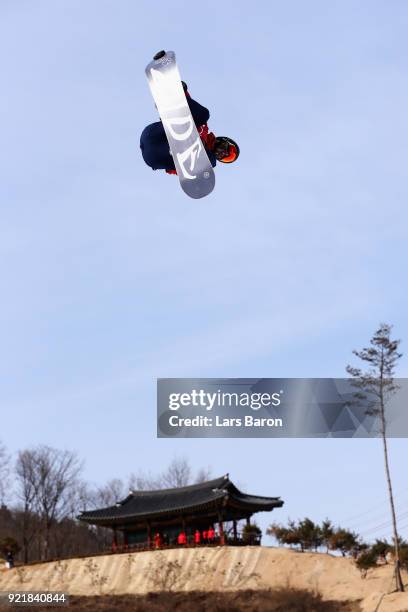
[1,547,407,612]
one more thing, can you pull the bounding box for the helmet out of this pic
[214,137,240,163]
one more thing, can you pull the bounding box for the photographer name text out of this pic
[168,415,283,428]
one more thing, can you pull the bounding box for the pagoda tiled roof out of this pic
[78,474,283,525]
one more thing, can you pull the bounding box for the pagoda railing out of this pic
[110,531,262,555]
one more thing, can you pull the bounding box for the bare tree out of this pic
[71,480,95,513]
[194,466,212,483]
[94,478,127,506]
[16,446,82,560]
[0,441,10,504]
[129,457,212,491]
[15,450,40,563]
[160,456,192,488]
[128,471,161,491]
[347,323,404,592]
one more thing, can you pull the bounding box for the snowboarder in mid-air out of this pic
[142,50,239,198]
[140,85,239,173]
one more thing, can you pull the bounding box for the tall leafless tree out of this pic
[15,450,39,563]
[15,446,82,560]
[347,323,404,592]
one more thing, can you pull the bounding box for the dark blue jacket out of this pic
[140,96,216,171]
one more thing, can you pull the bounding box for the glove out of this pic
[197,124,216,150]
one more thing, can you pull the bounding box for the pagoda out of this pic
[78,474,283,550]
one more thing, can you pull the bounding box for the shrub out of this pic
[370,539,391,563]
[242,523,262,544]
[0,537,21,556]
[329,529,360,557]
[355,549,378,578]
[296,518,322,551]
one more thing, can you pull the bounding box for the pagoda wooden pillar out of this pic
[233,520,237,541]
[112,527,118,551]
[146,521,152,548]
[181,516,187,544]
[124,531,129,550]
[218,511,225,545]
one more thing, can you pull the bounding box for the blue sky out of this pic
[1,1,408,542]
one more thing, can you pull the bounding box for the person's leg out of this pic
[140,122,175,171]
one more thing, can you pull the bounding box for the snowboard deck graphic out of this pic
[145,51,215,199]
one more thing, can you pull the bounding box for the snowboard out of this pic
[145,51,215,199]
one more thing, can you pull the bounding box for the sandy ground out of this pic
[0,547,407,612]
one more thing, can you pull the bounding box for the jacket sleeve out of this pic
[187,96,210,126]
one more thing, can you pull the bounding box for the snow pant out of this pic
[140,121,175,171]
